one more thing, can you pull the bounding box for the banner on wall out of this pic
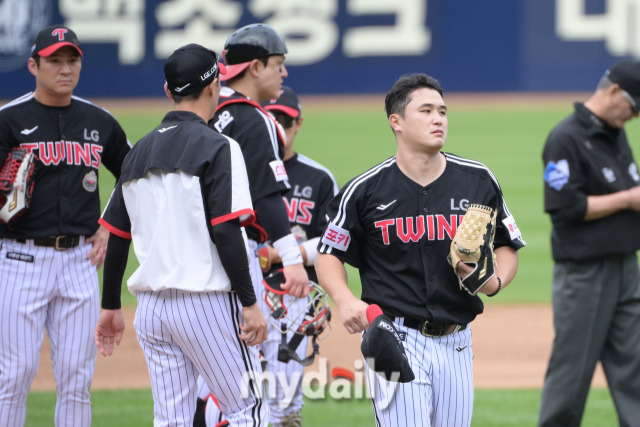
[0,0,637,98]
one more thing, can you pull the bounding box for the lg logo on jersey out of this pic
[84,129,99,142]
[450,198,470,211]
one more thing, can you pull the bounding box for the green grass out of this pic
[25,387,617,426]
[76,99,636,424]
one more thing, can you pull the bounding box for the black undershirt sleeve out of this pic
[254,192,291,243]
[101,233,131,309]
[212,219,257,307]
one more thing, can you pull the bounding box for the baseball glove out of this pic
[448,204,497,295]
[0,148,37,225]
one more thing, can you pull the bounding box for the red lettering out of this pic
[38,141,64,165]
[374,219,395,245]
[426,215,435,240]
[437,214,459,240]
[396,216,425,243]
[73,142,92,166]
[283,197,297,222]
[297,200,314,225]
[91,145,103,168]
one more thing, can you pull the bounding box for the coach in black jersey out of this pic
[96,43,268,426]
[539,60,640,427]
[316,73,525,426]
[0,25,130,427]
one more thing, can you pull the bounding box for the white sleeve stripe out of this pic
[256,108,281,158]
[0,93,34,111]
[297,154,340,195]
[332,157,396,229]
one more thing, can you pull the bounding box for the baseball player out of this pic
[0,25,130,427]
[197,86,339,426]
[95,43,269,426]
[315,73,526,426]
[207,25,310,426]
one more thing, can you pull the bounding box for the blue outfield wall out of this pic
[0,0,637,98]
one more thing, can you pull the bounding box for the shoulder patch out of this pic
[269,159,288,182]
[544,159,570,191]
[213,110,234,133]
[502,215,522,241]
[321,222,351,251]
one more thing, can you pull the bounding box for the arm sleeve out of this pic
[254,192,292,242]
[101,233,130,309]
[211,219,257,307]
[100,115,132,180]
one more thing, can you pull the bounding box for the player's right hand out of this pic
[281,263,310,298]
[239,303,268,346]
[95,309,125,357]
[338,297,370,334]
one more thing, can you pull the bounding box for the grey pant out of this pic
[539,253,640,427]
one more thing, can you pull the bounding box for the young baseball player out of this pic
[206,24,311,426]
[95,43,269,426]
[197,86,339,426]
[0,25,130,426]
[315,73,526,427]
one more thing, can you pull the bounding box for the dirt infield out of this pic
[30,304,606,391]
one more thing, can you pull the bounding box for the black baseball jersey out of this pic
[99,110,254,293]
[210,87,289,241]
[319,153,526,325]
[277,153,339,282]
[543,102,640,261]
[0,93,130,238]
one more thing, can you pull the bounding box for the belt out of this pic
[16,236,81,251]
[401,317,467,337]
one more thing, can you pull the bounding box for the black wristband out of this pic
[486,276,502,297]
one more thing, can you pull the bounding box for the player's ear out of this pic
[389,113,402,133]
[27,57,38,76]
[247,59,263,77]
[164,83,175,102]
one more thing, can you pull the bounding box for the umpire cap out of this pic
[32,25,82,58]
[605,59,640,113]
[164,44,226,97]
[361,304,415,383]
[221,23,287,81]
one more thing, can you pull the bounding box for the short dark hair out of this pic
[385,73,443,118]
[171,88,205,103]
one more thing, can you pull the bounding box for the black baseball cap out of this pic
[164,44,227,97]
[262,86,301,118]
[31,25,82,58]
[361,305,415,383]
[605,59,640,112]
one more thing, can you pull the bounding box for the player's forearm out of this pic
[585,191,633,220]
[102,233,130,309]
[314,253,354,305]
[212,220,257,307]
[493,246,518,290]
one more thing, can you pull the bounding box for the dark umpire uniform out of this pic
[540,63,640,427]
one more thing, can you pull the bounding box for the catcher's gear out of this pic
[361,304,415,383]
[262,270,331,366]
[448,204,497,295]
[0,148,37,225]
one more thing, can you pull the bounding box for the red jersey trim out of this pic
[216,97,286,148]
[210,209,256,228]
[98,218,132,239]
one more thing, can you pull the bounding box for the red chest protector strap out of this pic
[216,96,286,148]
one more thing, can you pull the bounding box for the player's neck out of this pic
[226,81,261,102]
[32,89,72,107]
[395,150,446,187]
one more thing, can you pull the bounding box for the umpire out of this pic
[540,60,640,427]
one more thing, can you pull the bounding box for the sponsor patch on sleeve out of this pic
[502,215,522,240]
[269,160,288,182]
[544,159,570,191]
[321,222,351,251]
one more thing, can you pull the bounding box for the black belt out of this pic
[16,236,81,251]
[401,317,467,337]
